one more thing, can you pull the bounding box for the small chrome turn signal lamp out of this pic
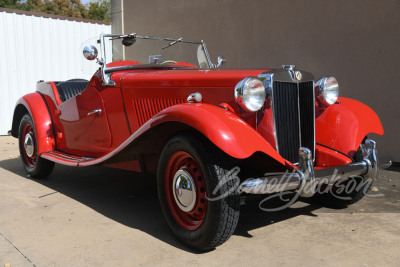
[187,92,202,103]
[234,77,266,112]
[315,76,339,106]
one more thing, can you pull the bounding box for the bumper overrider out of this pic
[240,139,392,197]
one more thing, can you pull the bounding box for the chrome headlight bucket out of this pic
[234,77,266,112]
[315,76,339,106]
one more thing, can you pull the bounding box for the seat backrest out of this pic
[56,80,89,102]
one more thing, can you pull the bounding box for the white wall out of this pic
[0,10,111,135]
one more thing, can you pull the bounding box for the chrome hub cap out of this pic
[24,133,34,157]
[172,170,197,212]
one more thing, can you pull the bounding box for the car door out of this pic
[58,84,112,157]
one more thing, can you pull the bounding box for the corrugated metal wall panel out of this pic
[0,11,111,135]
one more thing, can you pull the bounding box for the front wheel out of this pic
[18,114,55,178]
[157,134,240,251]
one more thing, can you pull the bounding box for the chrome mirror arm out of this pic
[96,58,104,65]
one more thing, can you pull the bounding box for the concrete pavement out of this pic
[0,136,399,266]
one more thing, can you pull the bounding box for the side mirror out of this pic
[83,45,98,60]
[216,56,226,68]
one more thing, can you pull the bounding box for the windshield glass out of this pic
[106,34,210,69]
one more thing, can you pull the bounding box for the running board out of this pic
[40,151,95,166]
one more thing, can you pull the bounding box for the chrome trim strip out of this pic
[271,75,278,153]
[259,67,314,83]
[258,73,279,153]
[312,80,316,161]
[46,151,92,162]
[316,142,353,161]
[296,82,302,152]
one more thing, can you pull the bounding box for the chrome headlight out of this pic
[234,77,266,112]
[315,76,339,106]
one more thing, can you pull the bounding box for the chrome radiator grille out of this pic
[298,82,315,154]
[273,81,315,163]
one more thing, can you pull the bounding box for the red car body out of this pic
[11,33,388,250]
[11,67,383,169]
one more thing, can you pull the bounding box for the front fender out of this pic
[316,97,383,158]
[80,103,287,167]
[149,103,287,164]
[12,93,55,155]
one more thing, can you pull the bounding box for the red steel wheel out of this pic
[164,151,207,230]
[157,134,240,251]
[18,114,55,178]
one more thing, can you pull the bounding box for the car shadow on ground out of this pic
[0,157,330,252]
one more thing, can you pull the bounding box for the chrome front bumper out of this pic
[240,139,392,197]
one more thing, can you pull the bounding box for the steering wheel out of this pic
[161,60,178,65]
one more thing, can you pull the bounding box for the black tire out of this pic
[157,134,240,251]
[18,114,55,178]
[312,141,372,208]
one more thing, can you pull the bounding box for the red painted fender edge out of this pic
[13,93,56,155]
[316,97,384,158]
[80,103,287,167]
[150,103,286,161]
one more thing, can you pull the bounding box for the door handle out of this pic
[87,109,102,116]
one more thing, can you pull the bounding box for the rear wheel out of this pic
[18,114,55,178]
[157,134,240,251]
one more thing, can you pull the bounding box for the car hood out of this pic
[119,68,270,89]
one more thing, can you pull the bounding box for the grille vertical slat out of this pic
[273,81,314,163]
[299,81,315,156]
[273,82,300,163]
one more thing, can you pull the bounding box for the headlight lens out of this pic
[234,77,266,112]
[315,76,339,106]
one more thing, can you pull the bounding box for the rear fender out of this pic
[11,93,55,154]
[316,97,383,158]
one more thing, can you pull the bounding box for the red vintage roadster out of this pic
[11,33,390,250]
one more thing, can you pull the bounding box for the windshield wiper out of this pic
[162,37,183,49]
